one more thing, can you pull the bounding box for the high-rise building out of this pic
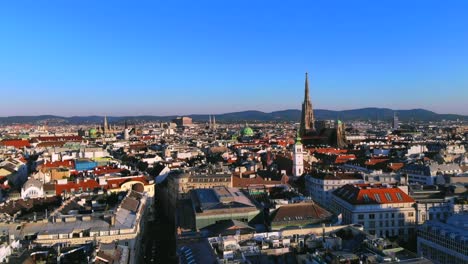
[300,72,315,136]
[393,112,399,131]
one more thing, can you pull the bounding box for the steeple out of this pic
[293,129,304,176]
[295,130,302,145]
[300,72,315,136]
[103,115,108,134]
[304,72,310,103]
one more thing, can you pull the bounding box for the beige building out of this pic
[157,169,232,222]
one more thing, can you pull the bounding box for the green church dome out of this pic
[241,125,254,137]
[89,128,97,138]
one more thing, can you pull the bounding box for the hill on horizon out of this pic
[0,108,466,125]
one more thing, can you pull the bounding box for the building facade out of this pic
[305,172,364,208]
[417,214,468,264]
[332,184,416,239]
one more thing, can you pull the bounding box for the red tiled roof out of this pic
[37,141,66,147]
[106,176,150,190]
[335,154,356,164]
[365,158,389,166]
[388,163,404,172]
[0,139,30,148]
[54,175,151,195]
[55,179,100,195]
[311,148,348,155]
[35,136,82,142]
[42,160,75,169]
[94,166,124,176]
[334,184,414,205]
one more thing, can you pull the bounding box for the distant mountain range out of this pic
[0,108,466,125]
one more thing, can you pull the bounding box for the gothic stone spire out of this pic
[300,72,315,136]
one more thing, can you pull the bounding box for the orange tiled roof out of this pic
[388,163,404,172]
[311,148,348,155]
[334,184,414,205]
[55,179,100,195]
[335,154,356,164]
[105,176,150,190]
[93,166,124,176]
[42,160,75,169]
[365,158,389,166]
[0,139,30,148]
[35,136,82,142]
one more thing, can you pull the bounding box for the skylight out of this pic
[385,193,392,201]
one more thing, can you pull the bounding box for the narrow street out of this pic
[141,197,177,264]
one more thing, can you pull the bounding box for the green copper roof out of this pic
[295,130,302,145]
[241,124,254,137]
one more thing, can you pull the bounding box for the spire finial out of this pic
[295,130,302,144]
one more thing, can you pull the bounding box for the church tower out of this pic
[300,72,316,136]
[103,115,109,135]
[123,120,130,140]
[293,131,304,176]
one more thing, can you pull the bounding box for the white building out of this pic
[406,145,428,157]
[332,183,416,239]
[401,163,462,185]
[21,178,44,199]
[446,144,466,155]
[305,172,364,208]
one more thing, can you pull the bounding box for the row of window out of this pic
[362,192,404,202]
[358,212,413,220]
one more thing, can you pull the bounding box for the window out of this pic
[358,214,364,220]
[363,194,370,202]
[396,192,403,201]
[374,194,381,203]
[384,193,392,201]
[408,212,414,217]
[369,214,375,219]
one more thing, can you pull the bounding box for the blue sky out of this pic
[0,0,467,116]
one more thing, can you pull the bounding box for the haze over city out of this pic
[1,1,468,264]
[1,0,467,116]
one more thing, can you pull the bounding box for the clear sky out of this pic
[0,0,467,116]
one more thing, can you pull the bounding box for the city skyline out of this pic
[1,0,467,116]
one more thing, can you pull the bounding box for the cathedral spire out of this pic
[103,115,108,134]
[305,72,309,102]
[300,72,315,136]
